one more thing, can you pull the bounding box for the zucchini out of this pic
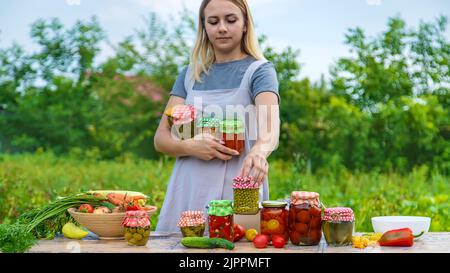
[181,237,235,250]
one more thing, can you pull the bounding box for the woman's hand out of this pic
[184,133,240,161]
[238,148,269,185]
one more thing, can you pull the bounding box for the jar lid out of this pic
[122,210,151,228]
[197,117,220,128]
[177,210,205,227]
[220,119,244,134]
[323,207,354,222]
[290,191,320,206]
[233,176,259,189]
[167,105,197,125]
[208,200,233,216]
[262,201,287,208]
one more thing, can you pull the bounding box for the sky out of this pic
[0,0,449,81]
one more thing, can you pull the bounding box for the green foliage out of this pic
[0,13,449,173]
[0,223,37,253]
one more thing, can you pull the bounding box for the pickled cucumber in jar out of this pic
[177,210,206,237]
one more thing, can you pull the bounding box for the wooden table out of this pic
[29,232,450,253]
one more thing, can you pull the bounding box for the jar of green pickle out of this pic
[122,210,151,246]
[197,117,221,137]
[233,176,260,215]
[164,104,197,139]
[177,210,206,237]
[322,207,354,246]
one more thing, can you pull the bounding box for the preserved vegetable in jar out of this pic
[177,210,206,237]
[197,117,220,137]
[220,119,244,153]
[261,201,289,242]
[322,207,354,246]
[233,176,260,215]
[288,191,322,246]
[164,104,197,139]
[122,210,151,246]
[207,200,234,242]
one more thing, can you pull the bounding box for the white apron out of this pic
[156,60,270,232]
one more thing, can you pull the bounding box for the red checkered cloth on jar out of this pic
[290,191,320,206]
[233,176,259,189]
[122,210,151,228]
[177,210,205,227]
[171,105,196,125]
[323,207,354,222]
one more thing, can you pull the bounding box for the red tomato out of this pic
[294,222,308,234]
[233,224,246,242]
[289,231,301,244]
[79,204,94,213]
[253,234,270,248]
[309,229,322,243]
[272,235,287,248]
[296,210,311,223]
[310,217,322,229]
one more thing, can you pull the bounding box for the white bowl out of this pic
[371,216,431,237]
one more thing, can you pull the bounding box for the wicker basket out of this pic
[68,206,157,239]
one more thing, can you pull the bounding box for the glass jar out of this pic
[207,200,234,242]
[197,117,220,138]
[220,119,245,153]
[177,210,206,237]
[261,201,289,242]
[165,105,197,139]
[233,176,260,215]
[322,207,354,246]
[288,191,322,246]
[122,210,151,246]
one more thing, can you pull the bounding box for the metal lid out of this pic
[262,201,287,208]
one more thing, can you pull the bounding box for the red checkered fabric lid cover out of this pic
[290,191,320,206]
[122,210,151,228]
[233,176,259,189]
[171,105,197,125]
[177,210,205,227]
[323,207,354,222]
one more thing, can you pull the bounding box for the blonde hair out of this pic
[190,0,265,82]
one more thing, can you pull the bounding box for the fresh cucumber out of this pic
[181,237,235,250]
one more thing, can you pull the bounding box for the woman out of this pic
[154,0,280,232]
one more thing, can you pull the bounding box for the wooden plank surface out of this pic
[28,232,450,253]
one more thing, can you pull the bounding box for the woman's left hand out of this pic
[238,150,269,185]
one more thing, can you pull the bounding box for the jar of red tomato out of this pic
[288,191,322,246]
[261,201,289,242]
[220,119,244,153]
[207,200,234,242]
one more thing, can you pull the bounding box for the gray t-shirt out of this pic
[170,56,279,103]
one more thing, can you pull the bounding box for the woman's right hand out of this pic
[183,133,240,161]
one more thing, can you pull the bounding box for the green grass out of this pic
[0,152,448,232]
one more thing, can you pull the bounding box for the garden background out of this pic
[0,1,449,232]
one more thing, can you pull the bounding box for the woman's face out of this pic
[204,0,247,55]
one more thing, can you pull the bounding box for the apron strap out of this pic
[184,64,195,95]
[238,59,269,91]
